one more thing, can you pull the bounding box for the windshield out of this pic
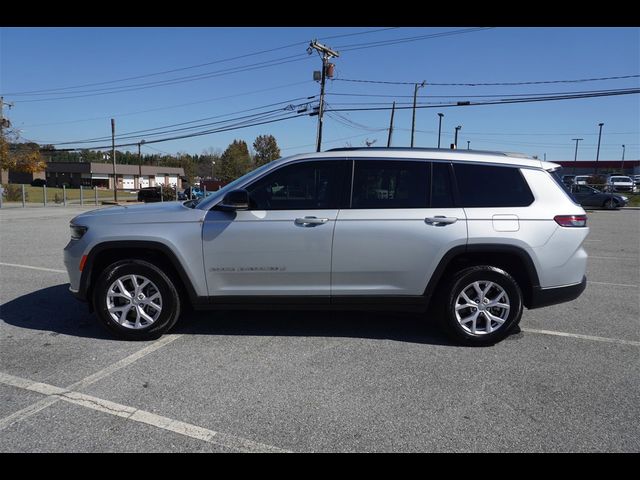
[611,177,631,182]
[194,160,279,209]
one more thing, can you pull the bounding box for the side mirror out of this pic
[216,189,249,211]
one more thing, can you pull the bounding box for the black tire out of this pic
[93,259,181,340]
[603,198,618,210]
[438,266,523,346]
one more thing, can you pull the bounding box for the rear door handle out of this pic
[295,216,329,226]
[425,216,458,225]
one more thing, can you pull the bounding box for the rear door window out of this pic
[351,160,429,209]
[431,162,455,208]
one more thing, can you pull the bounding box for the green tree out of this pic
[178,152,195,185]
[253,134,281,167]
[0,136,12,171]
[218,140,252,182]
[10,142,46,173]
[199,148,222,179]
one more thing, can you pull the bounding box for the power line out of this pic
[280,132,389,152]
[43,112,306,152]
[11,55,314,103]
[18,80,315,128]
[47,108,302,147]
[45,96,316,145]
[6,28,493,103]
[325,88,640,112]
[335,27,494,52]
[326,87,640,99]
[2,27,400,97]
[333,74,640,87]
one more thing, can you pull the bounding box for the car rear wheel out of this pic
[603,198,619,210]
[438,266,523,346]
[93,259,181,340]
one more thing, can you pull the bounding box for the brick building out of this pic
[44,162,185,190]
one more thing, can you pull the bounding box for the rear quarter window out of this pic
[549,169,579,204]
[453,164,535,207]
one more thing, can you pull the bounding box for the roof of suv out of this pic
[279,147,558,170]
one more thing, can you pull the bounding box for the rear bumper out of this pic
[528,276,587,309]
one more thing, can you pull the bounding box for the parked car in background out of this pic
[570,184,628,210]
[632,175,640,187]
[181,186,205,200]
[574,175,591,186]
[137,186,162,203]
[30,178,47,187]
[562,174,576,186]
[605,175,635,193]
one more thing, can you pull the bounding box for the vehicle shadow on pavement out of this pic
[2,284,511,346]
[175,309,464,347]
[0,284,112,340]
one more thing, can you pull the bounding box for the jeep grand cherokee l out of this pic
[64,148,588,346]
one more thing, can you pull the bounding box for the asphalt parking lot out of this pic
[0,206,638,452]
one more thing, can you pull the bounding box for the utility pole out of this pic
[1,96,15,138]
[308,40,339,153]
[410,81,426,148]
[595,122,604,175]
[572,138,583,175]
[111,119,117,202]
[137,139,145,188]
[437,113,444,148]
[387,101,396,147]
[621,144,626,171]
[467,140,470,150]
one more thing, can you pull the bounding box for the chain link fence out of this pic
[0,184,144,208]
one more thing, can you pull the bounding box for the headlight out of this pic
[620,196,628,201]
[70,224,88,240]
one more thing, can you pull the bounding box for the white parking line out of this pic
[522,328,640,346]
[0,334,181,432]
[589,281,639,288]
[0,262,66,274]
[0,371,289,453]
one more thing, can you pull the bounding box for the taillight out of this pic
[554,215,587,227]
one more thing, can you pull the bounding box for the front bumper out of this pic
[528,276,587,309]
[63,239,86,300]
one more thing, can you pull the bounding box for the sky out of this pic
[1,27,639,162]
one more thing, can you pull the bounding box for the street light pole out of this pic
[467,140,470,150]
[595,122,604,175]
[454,125,462,149]
[437,113,444,148]
[620,144,626,171]
[572,138,583,175]
[410,81,426,148]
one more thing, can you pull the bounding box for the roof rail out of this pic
[324,146,531,158]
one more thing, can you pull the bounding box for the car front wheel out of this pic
[603,198,619,210]
[93,259,181,340]
[439,266,523,346]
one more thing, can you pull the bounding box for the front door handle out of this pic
[425,216,458,226]
[295,216,329,226]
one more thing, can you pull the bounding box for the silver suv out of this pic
[64,148,588,345]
